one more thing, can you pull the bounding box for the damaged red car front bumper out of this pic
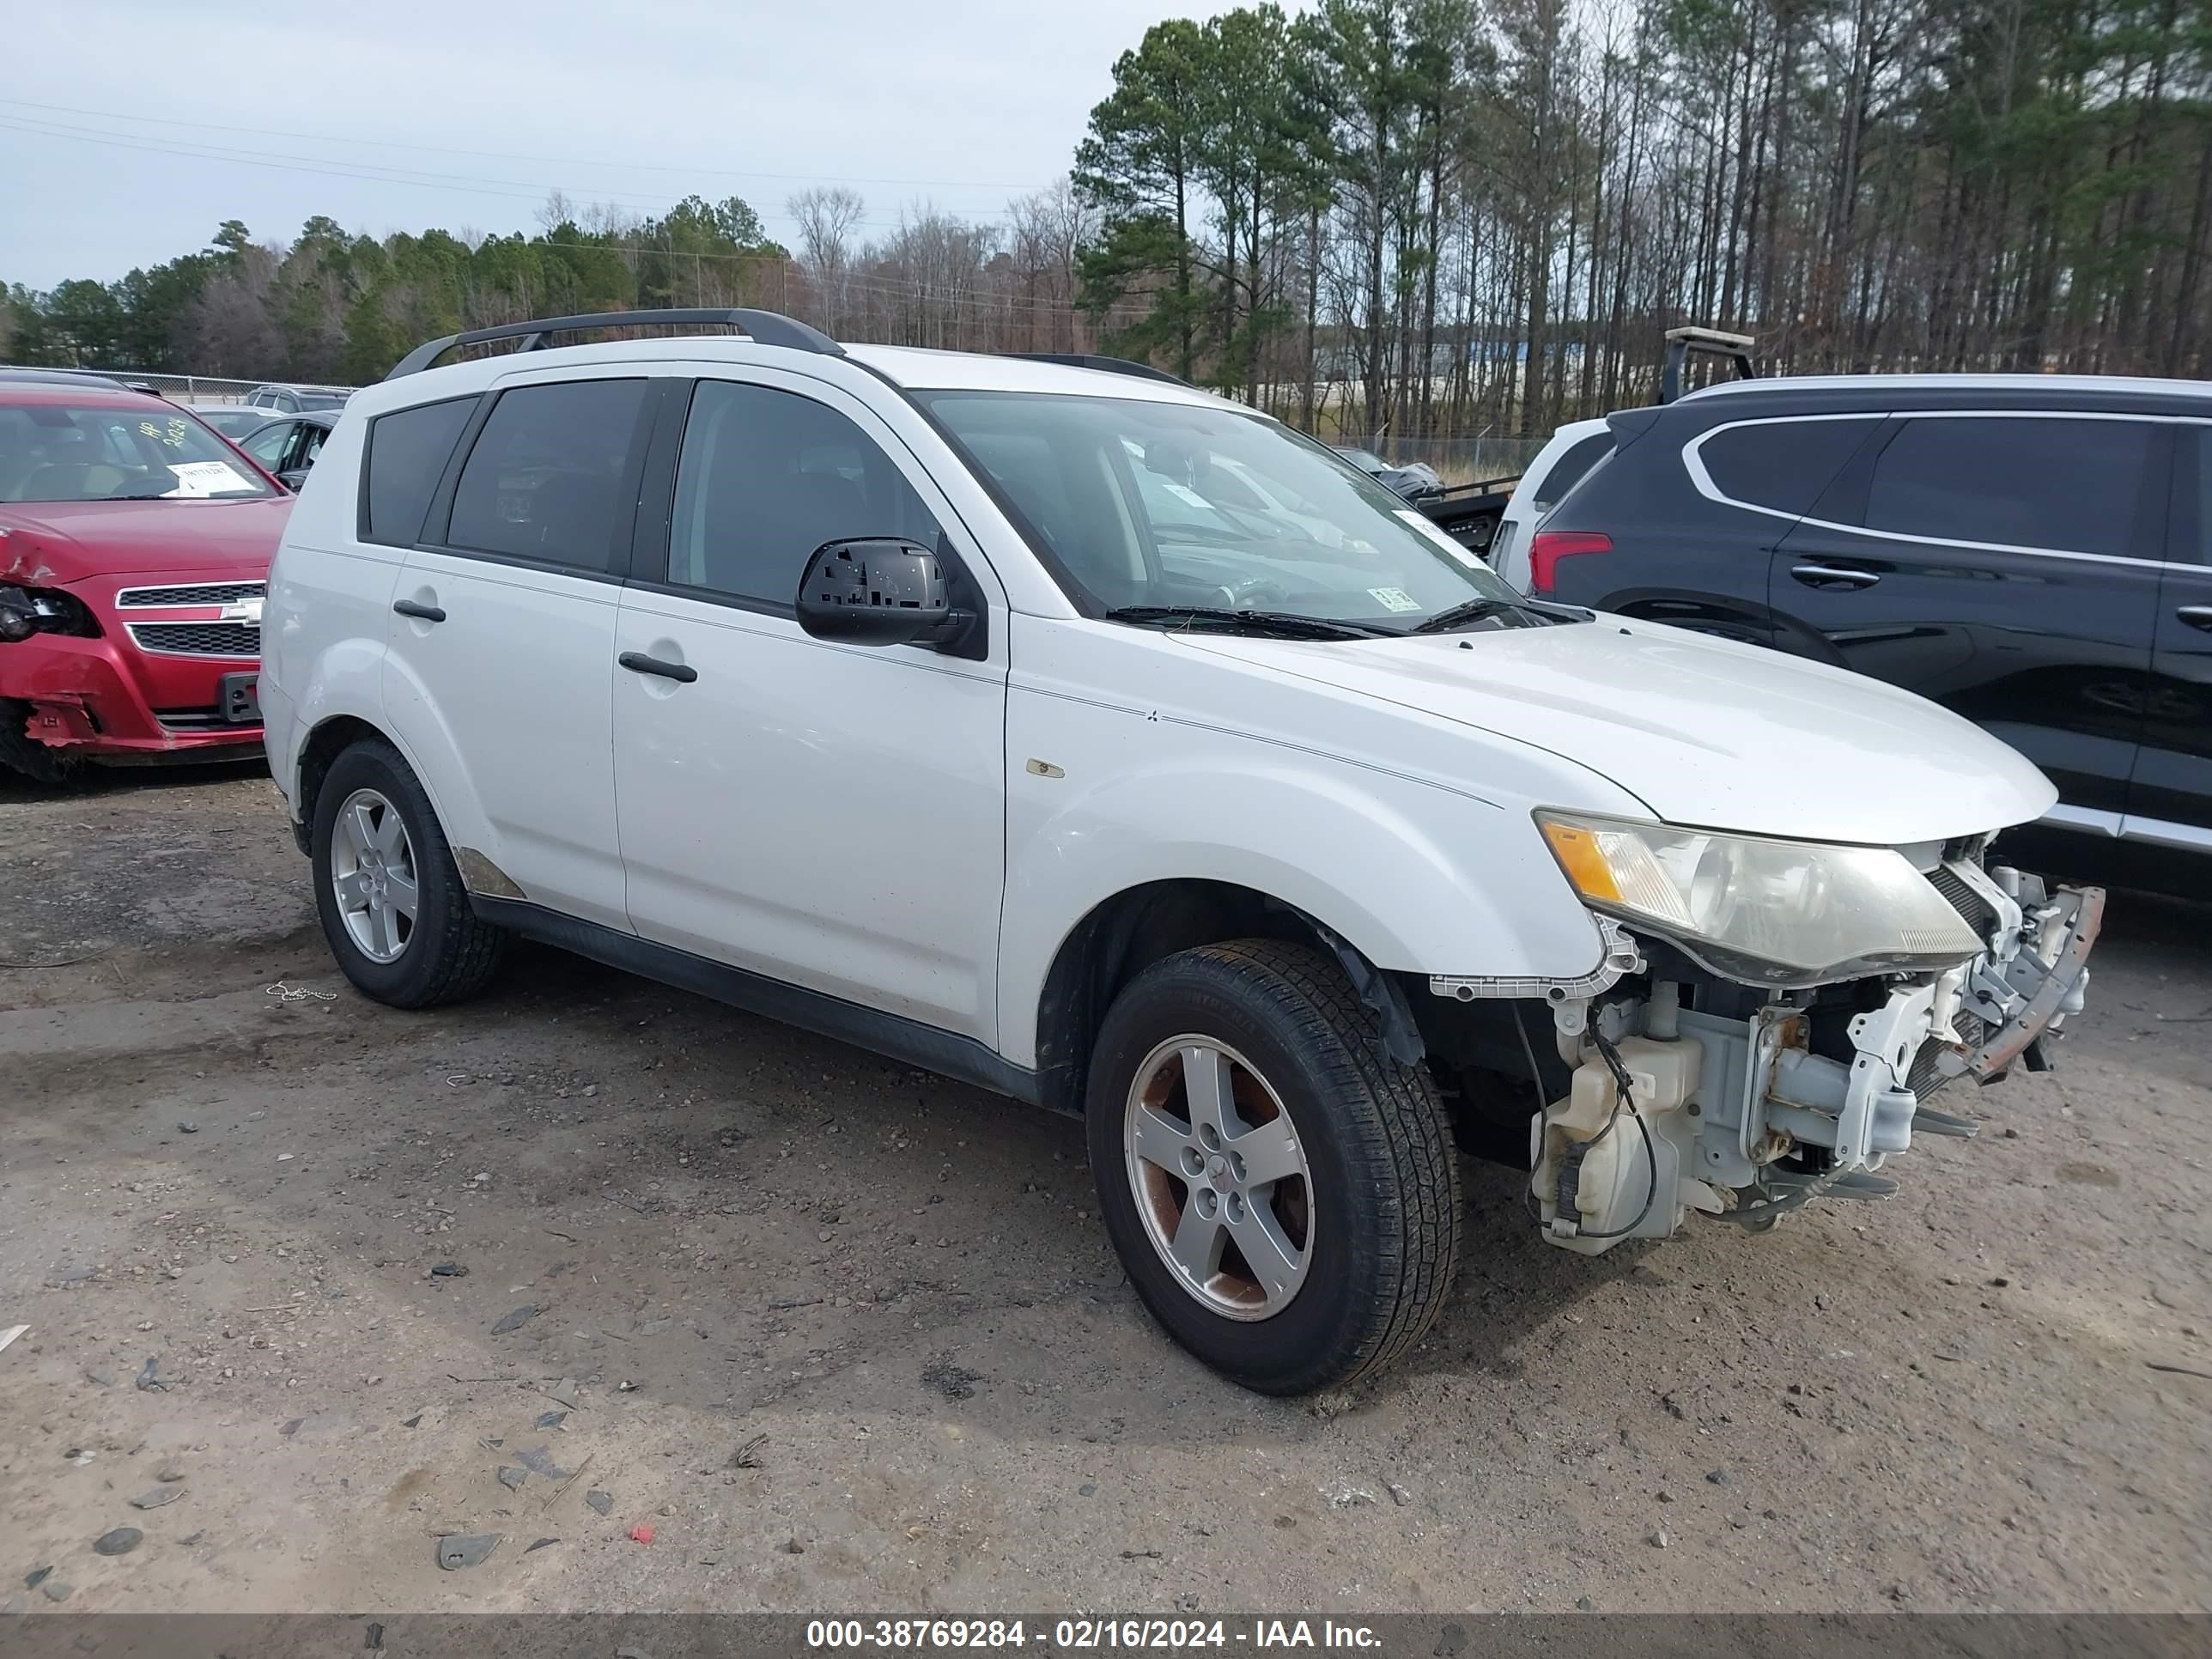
[3,574,264,765]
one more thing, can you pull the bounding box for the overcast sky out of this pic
[1,0,1265,291]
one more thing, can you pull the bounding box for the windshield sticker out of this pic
[165,460,253,498]
[1394,507,1482,567]
[1163,482,1213,510]
[1367,586,1424,614]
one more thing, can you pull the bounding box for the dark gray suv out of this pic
[1531,374,2212,867]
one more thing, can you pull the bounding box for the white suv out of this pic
[263,310,2100,1395]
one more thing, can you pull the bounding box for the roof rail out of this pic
[1000,352,1191,387]
[386,307,843,380]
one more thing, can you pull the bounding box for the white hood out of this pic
[1184,617,2057,847]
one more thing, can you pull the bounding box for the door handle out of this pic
[2179,605,2212,633]
[392,599,446,623]
[619,651,698,684]
[1790,564,1881,591]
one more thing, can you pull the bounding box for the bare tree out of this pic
[788,185,866,333]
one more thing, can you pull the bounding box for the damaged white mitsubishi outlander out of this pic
[262,310,2101,1395]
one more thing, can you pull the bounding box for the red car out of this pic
[0,376,293,781]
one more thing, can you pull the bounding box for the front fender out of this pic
[995,749,1613,1070]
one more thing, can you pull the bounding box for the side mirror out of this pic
[795,538,964,647]
[277,469,307,492]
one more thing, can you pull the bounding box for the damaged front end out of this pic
[1426,827,2101,1252]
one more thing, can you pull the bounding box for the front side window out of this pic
[447,379,649,573]
[921,392,1522,628]
[0,402,276,502]
[1864,416,2154,557]
[665,380,942,607]
[241,421,295,469]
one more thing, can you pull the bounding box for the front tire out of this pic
[0,700,81,786]
[1085,939,1462,1394]
[311,738,504,1008]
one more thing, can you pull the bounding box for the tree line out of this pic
[5,0,2209,441]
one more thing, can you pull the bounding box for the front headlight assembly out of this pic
[1537,811,1983,987]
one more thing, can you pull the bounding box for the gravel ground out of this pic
[0,765,2207,1617]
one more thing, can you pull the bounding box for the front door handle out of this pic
[619,651,697,684]
[392,599,446,623]
[1790,563,1881,591]
[2179,605,2212,634]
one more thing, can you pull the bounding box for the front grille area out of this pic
[1927,862,2000,937]
[155,707,252,731]
[129,622,260,658]
[117,581,266,608]
[1908,1012,1986,1103]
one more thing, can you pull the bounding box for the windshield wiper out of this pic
[1101,605,1395,641]
[1409,596,1553,633]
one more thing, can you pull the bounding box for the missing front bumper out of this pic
[1941,884,2102,1083]
[1531,866,2104,1251]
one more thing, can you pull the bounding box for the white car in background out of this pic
[1492,417,1613,589]
[261,309,2100,1396]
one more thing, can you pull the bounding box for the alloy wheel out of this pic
[1122,1036,1313,1320]
[330,787,418,963]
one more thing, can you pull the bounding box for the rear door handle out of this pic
[1790,564,1881,591]
[392,599,446,623]
[619,651,697,684]
[2179,605,2212,633]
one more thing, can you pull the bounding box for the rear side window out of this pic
[1864,416,2154,557]
[1533,432,1614,511]
[447,380,650,573]
[1695,416,1878,515]
[362,398,474,546]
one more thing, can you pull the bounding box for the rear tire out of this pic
[1085,939,1462,1395]
[311,738,504,1008]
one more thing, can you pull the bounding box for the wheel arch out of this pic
[1027,878,1425,1116]
[294,713,387,849]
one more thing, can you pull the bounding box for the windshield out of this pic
[921,392,1523,629]
[0,403,276,502]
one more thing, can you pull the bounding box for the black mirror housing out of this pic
[795,538,962,647]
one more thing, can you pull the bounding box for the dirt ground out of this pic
[1,763,2207,1619]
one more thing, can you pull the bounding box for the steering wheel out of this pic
[1215,576,1289,610]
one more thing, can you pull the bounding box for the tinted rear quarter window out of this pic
[1696,416,1879,515]
[1864,416,2154,556]
[1533,432,1614,510]
[362,398,474,546]
[446,379,650,573]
